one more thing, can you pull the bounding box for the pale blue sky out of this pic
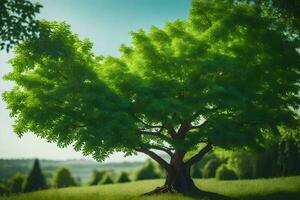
[0,0,192,162]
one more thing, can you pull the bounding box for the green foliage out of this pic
[52,167,76,188]
[0,184,9,196]
[22,159,46,193]
[116,172,131,183]
[216,165,238,180]
[8,173,24,194]
[88,170,107,186]
[191,165,202,178]
[242,0,299,46]
[98,174,114,185]
[227,129,300,179]
[0,0,42,51]
[277,130,300,176]
[2,21,139,162]
[3,0,300,167]
[134,161,161,180]
[228,150,256,179]
[203,159,222,178]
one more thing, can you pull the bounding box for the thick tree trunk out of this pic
[144,162,200,195]
[144,163,232,200]
[138,141,214,196]
[144,150,200,195]
[165,165,198,194]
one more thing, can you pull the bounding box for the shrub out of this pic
[99,174,114,185]
[0,184,9,196]
[52,167,76,188]
[22,159,46,193]
[191,165,202,178]
[89,170,107,185]
[216,165,238,180]
[116,172,131,183]
[134,160,161,180]
[228,151,256,179]
[203,159,222,178]
[8,173,24,194]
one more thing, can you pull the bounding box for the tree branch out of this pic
[147,144,173,157]
[135,148,171,171]
[138,128,172,143]
[185,143,213,167]
[135,117,163,129]
[165,124,176,138]
[189,120,208,130]
[177,120,191,137]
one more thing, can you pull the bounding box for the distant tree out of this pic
[228,150,256,179]
[116,172,131,183]
[3,0,300,195]
[0,0,42,51]
[134,161,161,181]
[203,159,222,178]
[216,165,238,180]
[0,184,9,196]
[191,164,202,178]
[52,167,76,188]
[22,159,46,193]
[8,173,24,194]
[89,170,107,186]
[99,174,114,185]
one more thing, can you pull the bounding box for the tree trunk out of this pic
[166,165,198,194]
[144,151,200,195]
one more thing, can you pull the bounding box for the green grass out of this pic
[1,176,299,200]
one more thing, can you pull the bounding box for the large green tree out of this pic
[3,0,300,195]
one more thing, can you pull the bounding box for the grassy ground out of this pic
[1,176,299,200]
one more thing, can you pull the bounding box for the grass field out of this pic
[1,176,299,200]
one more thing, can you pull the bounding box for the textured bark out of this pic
[144,150,200,195]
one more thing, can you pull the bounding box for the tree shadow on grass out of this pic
[188,189,236,200]
[242,191,300,200]
[188,190,300,200]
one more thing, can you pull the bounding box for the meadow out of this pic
[1,176,299,200]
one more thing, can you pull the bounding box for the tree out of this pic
[3,0,300,195]
[134,161,161,181]
[52,167,76,188]
[99,174,114,185]
[216,165,238,180]
[22,159,46,193]
[202,159,222,178]
[89,170,107,186]
[0,184,9,196]
[0,0,42,51]
[116,172,131,183]
[8,173,24,194]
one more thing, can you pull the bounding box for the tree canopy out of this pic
[3,0,300,194]
[0,0,41,51]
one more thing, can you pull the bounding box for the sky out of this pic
[0,0,192,162]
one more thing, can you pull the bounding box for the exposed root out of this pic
[142,185,235,200]
[142,185,176,195]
